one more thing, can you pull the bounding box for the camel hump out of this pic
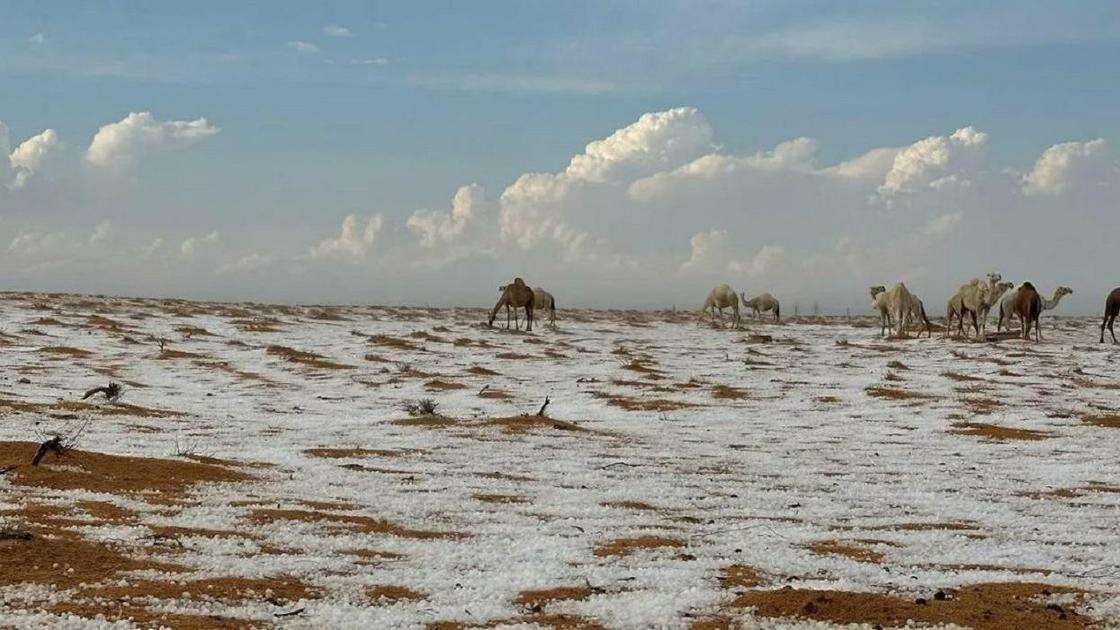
[1020,281,1036,291]
[513,277,526,286]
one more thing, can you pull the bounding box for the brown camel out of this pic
[489,278,535,331]
[1013,282,1043,342]
[1100,287,1120,343]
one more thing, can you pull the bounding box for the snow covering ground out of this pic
[1,291,1120,628]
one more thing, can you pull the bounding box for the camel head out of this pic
[986,272,1002,284]
[996,281,1014,293]
[869,285,886,298]
[1056,286,1073,297]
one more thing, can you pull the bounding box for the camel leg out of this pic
[1111,316,1118,344]
[1102,316,1108,343]
[526,303,534,332]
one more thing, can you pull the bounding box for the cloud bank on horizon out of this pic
[0,105,1116,312]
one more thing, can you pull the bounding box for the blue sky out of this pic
[1,2,1118,308]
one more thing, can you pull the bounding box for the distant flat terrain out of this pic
[0,291,1117,629]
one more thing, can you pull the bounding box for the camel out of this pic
[740,292,780,322]
[906,295,933,338]
[977,281,1015,335]
[1013,282,1043,341]
[489,278,535,331]
[1100,288,1120,344]
[498,285,558,329]
[884,282,915,338]
[946,275,999,338]
[532,287,557,327]
[870,286,892,336]
[998,286,1072,332]
[700,284,741,329]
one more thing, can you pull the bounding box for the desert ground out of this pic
[2,291,1120,629]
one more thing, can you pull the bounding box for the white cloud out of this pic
[629,137,817,201]
[180,230,220,257]
[86,112,220,170]
[351,57,389,66]
[499,107,713,254]
[287,41,321,54]
[322,25,353,38]
[28,32,46,45]
[730,244,788,278]
[878,127,988,196]
[311,214,383,261]
[1022,139,1111,196]
[0,124,62,190]
[678,228,730,274]
[408,184,488,247]
[8,128,61,189]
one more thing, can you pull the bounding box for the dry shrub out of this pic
[949,422,1052,441]
[266,345,353,370]
[593,535,683,557]
[864,386,936,401]
[715,582,1091,629]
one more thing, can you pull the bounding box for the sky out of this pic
[1,1,1118,312]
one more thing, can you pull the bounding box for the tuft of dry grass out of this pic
[266,345,353,370]
[1083,414,1120,428]
[864,386,936,401]
[949,422,1053,441]
[593,535,684,557]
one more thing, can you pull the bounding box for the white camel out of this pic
[739,292,780,322]
[997,285,1072,332]
[700,284,742,329]
[946,273,1000,338]
[884,282,915,338]
[870,286,892,336]
[532,287,557,327]
[978,281,1015,335]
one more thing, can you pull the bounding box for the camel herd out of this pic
[487,275,1120,344]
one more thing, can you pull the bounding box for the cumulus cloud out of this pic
[180,230,220,257]
[85,112,220,169]
[679,229,787,280]
[28,32,46,45]
[1022,139,1112,196]
[629,137,817,201]
[310,214,383,261]
[8,129,61,189]
[730,244,788,278]
[499,107,713,254]
[877,127,988,196]
[407,184,489,247]
[0,123,62,190]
